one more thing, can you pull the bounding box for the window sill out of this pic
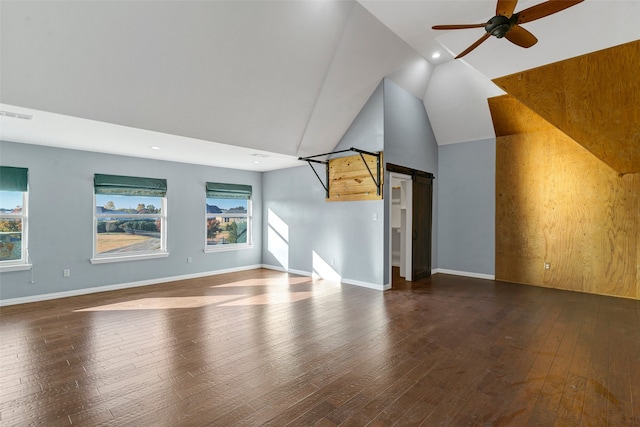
[205,244,253,253]
[90,252,169,264]
[0,263,33,273]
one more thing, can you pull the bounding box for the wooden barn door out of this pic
[411,174,433,280]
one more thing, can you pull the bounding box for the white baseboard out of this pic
[431,268,495,280]
[0,264,263,307]
[264,264,497,290]
[262,263,286,272]
[341,278,387,291]
[261,264,310,277]
[1,263,411,307]
[261,264,385,291]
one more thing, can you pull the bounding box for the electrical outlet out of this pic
[187,257,192,264]
[63,269,71,277]
[544,263,551,270]
[330,258,335,266]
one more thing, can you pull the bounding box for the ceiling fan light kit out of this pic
[432,0,585,59]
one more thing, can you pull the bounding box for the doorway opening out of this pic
[387,164,434,288]
[389,173,412,286]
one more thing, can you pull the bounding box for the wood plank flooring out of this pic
[1,268,639,426]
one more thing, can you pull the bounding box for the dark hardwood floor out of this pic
[1,268,639,426]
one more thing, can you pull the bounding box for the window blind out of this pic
[206,182,252,199]
[94,174,167,197]
[0,166,28,192]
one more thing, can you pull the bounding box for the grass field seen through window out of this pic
[96,234,159,253]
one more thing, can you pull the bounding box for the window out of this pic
[92,174,168,263]
[206,182,252,251]
[0,166,30,271]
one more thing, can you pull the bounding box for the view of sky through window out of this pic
[206,198,248,211]
[96,194,162,211]
[0,191,23,211]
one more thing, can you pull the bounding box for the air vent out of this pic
[0,110,33,120]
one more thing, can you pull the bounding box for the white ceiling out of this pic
[1,1,639,171]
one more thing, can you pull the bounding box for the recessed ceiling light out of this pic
[253,161,261,164]
[150,146,161,150]
[432,52,441,59]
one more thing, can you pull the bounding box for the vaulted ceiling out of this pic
[1,1,639,171]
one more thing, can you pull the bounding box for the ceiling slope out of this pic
[0,1,430,166]
[424,60,504,145]
[0,1,354,156]
[2,1,640,165]
[493,40,640,174]
[364,0,640,147]
[432,1,640,80]
[296,3,432,157]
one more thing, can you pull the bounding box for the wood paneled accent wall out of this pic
[493,40,640,174]
[327,153,383,201]
[491,95,639,300]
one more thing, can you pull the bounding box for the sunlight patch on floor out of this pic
[74,274,340,311]
[219,291,316,306]
[211,276,310,288]
[74,295,239,311]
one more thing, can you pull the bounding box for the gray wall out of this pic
[262,82,386,288]
[262,166,384,287]
[262,78,441,288]
[437,138,495,276]
[382,78,439,281]
[1,81,494,302]
[0,141,262,301]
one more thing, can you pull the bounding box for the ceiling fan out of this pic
[432,0,584,59]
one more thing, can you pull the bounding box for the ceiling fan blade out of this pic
[455,33,491,59]
[517,0,585,24]
[432,24,486,30]
[496,0,519,18]
[505,25,538,48]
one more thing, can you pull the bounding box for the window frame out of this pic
[91,175,169,264]
[205,183,252,253]
[0,190,30,272]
